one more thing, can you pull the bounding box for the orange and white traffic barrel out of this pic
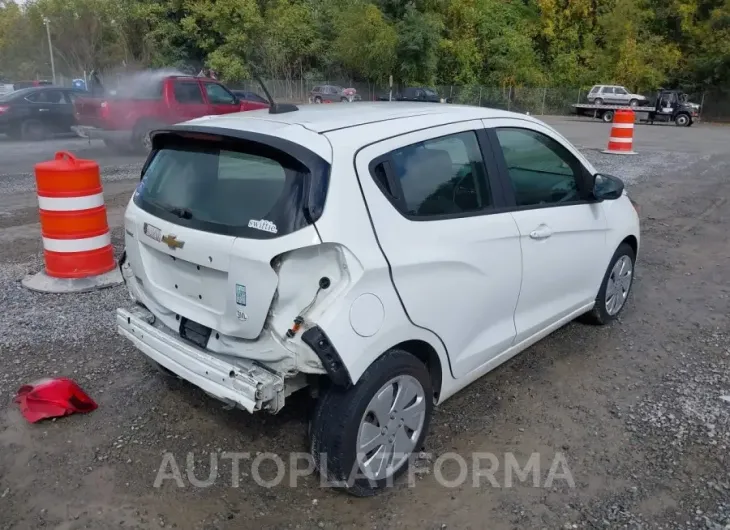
[22,151,122,293]
[603,109,637,155]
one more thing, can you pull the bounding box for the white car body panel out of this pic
[481,118,609,340]
[349,120,523,379]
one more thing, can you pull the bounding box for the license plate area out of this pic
[179,317,212,349]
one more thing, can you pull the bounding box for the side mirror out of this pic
[593,173,624,200]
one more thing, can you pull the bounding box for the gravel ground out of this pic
[1,119,729,529]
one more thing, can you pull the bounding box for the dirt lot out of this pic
[1,118,729,530]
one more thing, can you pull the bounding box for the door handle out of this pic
[529,225,553,240]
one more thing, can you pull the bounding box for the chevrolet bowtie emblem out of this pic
[161,234,185,250]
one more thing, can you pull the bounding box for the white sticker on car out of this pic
[247,219,278,234]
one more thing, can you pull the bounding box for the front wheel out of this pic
[594,98,604,105]
[310,349,433,497]
[581,242,636,325]
[675,114,691,127]
[314,96,322,104]
[629,99,639,107]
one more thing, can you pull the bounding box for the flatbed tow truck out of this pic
[573,89,700,127]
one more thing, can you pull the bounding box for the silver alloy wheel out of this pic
[605,255,633,316]
[356,375,426,481]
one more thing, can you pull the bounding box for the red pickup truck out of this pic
[73,75,269,151]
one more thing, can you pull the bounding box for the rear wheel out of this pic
[629,99,639,107]
[310,349,433,496]
[594,98,604,105]
[21,119,47,141]
[132,120,162,153]
[601,110,615,123]
[314,96,322,104]
[341,97,349,103]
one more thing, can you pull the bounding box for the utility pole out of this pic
[43,17,56,85]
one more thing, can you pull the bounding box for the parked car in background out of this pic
[0,86,87,140]
[229,89,270,108]
[73,75,264,152]
[310,85,361,103]
[586,85,649,107]
[377,87,448,103]
[12,80,53,90]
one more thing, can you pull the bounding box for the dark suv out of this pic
[310,85,361,103]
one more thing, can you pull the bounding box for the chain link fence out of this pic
[49,72,730,123]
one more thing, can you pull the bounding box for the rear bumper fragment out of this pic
[117,306,285,413]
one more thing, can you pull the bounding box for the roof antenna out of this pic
[255,75,298,115]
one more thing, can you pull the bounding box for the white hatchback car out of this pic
[117,103,640,495]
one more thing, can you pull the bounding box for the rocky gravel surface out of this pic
[1,121,729,529]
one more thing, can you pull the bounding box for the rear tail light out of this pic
[0,106,8,114]
[100,100,109,120]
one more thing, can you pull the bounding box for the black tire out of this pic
[675,114,691,127]
[132,120,162,153]
[594,98,604,105]
[629,99,639,107]
[601,110,615,123]
[580,242,636,325]
[20,119,47,141]
[340,97,349,103]
[314,96,322,104]
[310,349,433,497]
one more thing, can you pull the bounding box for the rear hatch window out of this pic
[134,131,330,239]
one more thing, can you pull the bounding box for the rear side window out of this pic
[383,131,492,218]
[173,82,204,104]
[589,86,600,94]
[134,134,330,239]
[126,80,163,100]
[204,83,236,104]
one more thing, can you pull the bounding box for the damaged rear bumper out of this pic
[117,306,285,413]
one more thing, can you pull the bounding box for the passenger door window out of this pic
[173,81,204,104]
[385,131,492,217]
[494,128,582,207]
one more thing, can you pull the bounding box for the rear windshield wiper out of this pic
[145,198,193,220]
[168,206,193,220]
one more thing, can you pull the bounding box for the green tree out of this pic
[333,3,397,82]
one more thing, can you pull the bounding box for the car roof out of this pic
[187,102,536,134]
